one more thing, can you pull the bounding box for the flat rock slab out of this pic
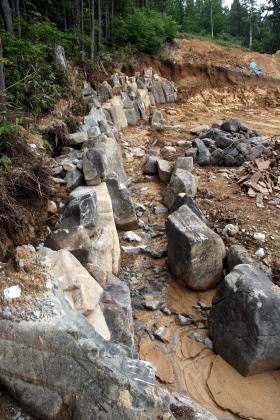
[166,205,225,290]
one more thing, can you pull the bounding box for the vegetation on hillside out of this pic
[0,0,279,116]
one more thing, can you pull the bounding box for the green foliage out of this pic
[0,154,11,171]
[112,9,178,54]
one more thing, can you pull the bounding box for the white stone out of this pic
[123,231,142,242]
[3,285,21,299]
[253,233,266,241]
[162,146,176,153]
[255,248,265,257]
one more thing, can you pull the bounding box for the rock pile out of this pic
[190,118,274,166]
[0,70,218,419]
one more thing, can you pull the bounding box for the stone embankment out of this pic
[0,68,279,419]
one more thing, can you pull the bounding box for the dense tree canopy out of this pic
[0,0,279,114]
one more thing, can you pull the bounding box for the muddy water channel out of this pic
[117,106,280,420]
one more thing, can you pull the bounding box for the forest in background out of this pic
[0,0,280,116]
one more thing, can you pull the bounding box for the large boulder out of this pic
[70,184,120,274]
[44,226,92,263]
[94,134,128,185]
[0,293,172,419]
[164,169,198,209]
[103,97,128,131]
[82,148,106,186]
[106,172,138,230]
[170,193,207,224]
[166,205,225,290]
[39,247,110,340]
[208,264,280,376]
[101,273,134,350]
[59,191,98,236]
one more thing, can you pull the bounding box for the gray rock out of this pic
[44,226,92,263]
[124,108,139,126]
[197,147,211,166]
[144,301,162,310]
[221,118,240,133]
[166,205,226,290]
[178,315,192,326]
[175,156,193,172]
[65,168,83,189]
[0,293,172,419]
[209,264,280,376]
[101,274,134,350]
[121,245,147,255]
[82,148,106,186]
[94,134,128,186]
[164,169,198,209]
[149,81,166,103]
[67,132,88,145]
[143,156,159,174]
[157,159,172,183]
[226,244,256,272]
[215,135,235,149]
[185,147,198,158]
[151,109,165,128]
[106,172,138,230]
[170,193,207,224]
[96,81,113,103]
[210,149,224,166]
[190,125,209,135]
[59,191,98,236]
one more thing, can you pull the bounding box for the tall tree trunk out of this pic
[90,0,95,59]
[0,0,14,34]
[74,0,81,29]
[16,0,21,37]
[0,37,6,111]
[81,0,85,60]
[249,16,252,49]
[111,0,114,38]
[210,1,214,38]
[63,0,68,30]
[98,0,101,51]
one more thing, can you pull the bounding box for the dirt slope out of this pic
[172,38,280,80]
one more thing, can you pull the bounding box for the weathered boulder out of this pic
[157,159,172,183]
[70,184,120,274]
[67,131,88,144]
[149,81,166,103]
[164,169,198,209]
[0,293,173,419]
[103,97,128,131]
[44,226,92,263]
[143,156,159,174]
[197,147,211,166]
[65,167,83,189]
[39,247,110,340]
[221,118,240,133]
[101,273,134,350]
[106,172,138,230]
[208,264,280,376]
[166,205,225,290]
[94,134,128,185]
[226,244,256,272]
[124,108,139,126]
[151,109,165,128]
[82,148,106,186]
[96,80,113,103]
[170,193,207,224]
[59,191,98,236]
[174,156,193,172]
